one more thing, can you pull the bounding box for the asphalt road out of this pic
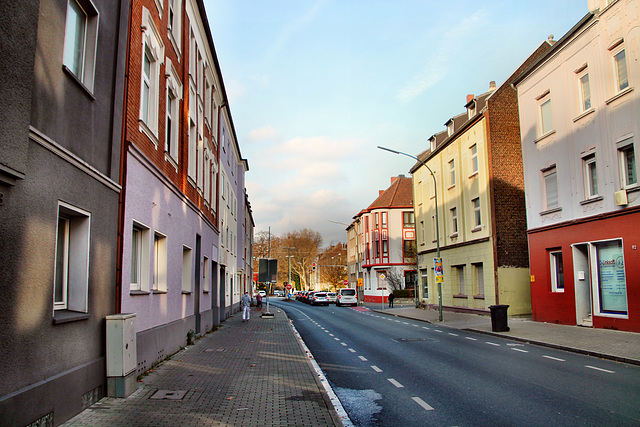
[272,299,640,427]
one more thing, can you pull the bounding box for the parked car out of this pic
[336,288,357,306]
[305,291,316,304]
[326,292,337,303]
[311,292,329,306]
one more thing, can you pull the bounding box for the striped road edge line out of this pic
[289,320,354,426]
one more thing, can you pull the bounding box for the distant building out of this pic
[411,38,553,316]
[513,0,640,332]
[352,176,417,303]
[0,0,129,424]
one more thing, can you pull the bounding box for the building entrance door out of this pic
[572,244,593,327]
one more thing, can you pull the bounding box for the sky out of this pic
[203,0,588,247]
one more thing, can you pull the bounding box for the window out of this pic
[473,263,484,296]
[540,98,553,135]
[618,143,637,188]
[613,48,629,93]
[375,238,380,258]
[375,213,379,229]
[579,72,592,112]
[472,198,481,227]
[594,240,627,314]
[448,159,455,186]
[543,167,559,210]
[54,202,90,312]
[63,0,98,91]
[420,220,425,244]
[450,207,458,234]
[403,239,416,260]
[139,8,164,136]
[381,212,387,229]
[382,239,388,257]
[403,211,415,228]
[165,59,182,162]
[203,256,210,292]
[550,251,564,292]
[583,154,598,198]
[130,223,150,292]
[167,0,182,51]
[153,233,167,292]
[456,265,465,295]
[470,145,478,174]
[188,114,196,180]
[182,246,192,293]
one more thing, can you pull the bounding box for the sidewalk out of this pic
[63,308,344,426]
[368,303,640,366]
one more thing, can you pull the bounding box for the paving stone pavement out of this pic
[63,308,342,427]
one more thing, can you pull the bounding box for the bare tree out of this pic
[283,228,322,291]
[319,244,347,290]
[385,267,405,291]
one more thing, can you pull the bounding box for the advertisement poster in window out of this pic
[597,241,627,314]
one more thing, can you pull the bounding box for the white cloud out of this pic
[248,125,278,141]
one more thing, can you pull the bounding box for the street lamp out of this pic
[377,145,442,321]
[283,246,296,297]
[327,219,362,305]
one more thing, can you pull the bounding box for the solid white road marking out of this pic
[388,378,404,388]
[412,397,435,411]
[543,355,565,362]
[586,365,615,374]
[371,366,382,372]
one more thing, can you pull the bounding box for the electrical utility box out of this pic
[106,313,137,397]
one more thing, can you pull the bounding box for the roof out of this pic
[367,176,413,211]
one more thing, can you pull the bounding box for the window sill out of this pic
[573,107,595,122]
[534,130,556,144]
[138,120,159,147]
[468,171,479,179]
[130,290,150,296]
[62,65,96,100]
[625,184,640,193]
[580,195,603,205]
[447,184,456,190]
[473,294,485,300]
[471,226,482,233]
[53,310,90,325]
[182,290,192,295]
[453,294,468,299]
[552,289,565,293]
[152,290,167,294]
[605,86,633,105]
[203,290,209,294]
[540,207,562,216]
[164,152,179,172]
[450,233,458,239]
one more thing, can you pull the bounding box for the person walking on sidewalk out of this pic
[241,291,251,321]
[388,292,395,308]
[256,292,263,309]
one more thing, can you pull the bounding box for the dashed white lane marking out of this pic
[486,342,500,346]
[358,356,368,361]
[543,355,565,362]
[412,397,435,411]
[586,365,615,374]
[371,366,382,372]
[434,330,443,333]
[340,342,348,346]
[388,378,404,388]
[348,348,357,353]
[448,333,459,336]
[511,348,528,353]
[466,337,477,341]
[329,334,335,337]
[422,327,430,330]
[334,337,340,341]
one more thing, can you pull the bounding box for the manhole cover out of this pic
[150,390,188,400]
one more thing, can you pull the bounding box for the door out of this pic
[194,235,201,334]
[572,244,592,327]
[219,266,226,323]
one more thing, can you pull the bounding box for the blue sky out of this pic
[204,0,588,246]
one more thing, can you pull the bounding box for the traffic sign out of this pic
[286,283,292,290]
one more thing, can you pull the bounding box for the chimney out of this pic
[489,81,496,91]
[466,94,475,103]
[548,34,555,45]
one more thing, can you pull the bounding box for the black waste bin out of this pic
[489,304,510,332]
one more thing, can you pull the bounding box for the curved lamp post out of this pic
[377,145,442,321]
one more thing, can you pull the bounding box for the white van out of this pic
[336,288,357,307]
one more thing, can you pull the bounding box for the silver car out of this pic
[326,292,337,303]
[311,292,329,306]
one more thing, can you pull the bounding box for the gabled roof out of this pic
[367,176,413,210]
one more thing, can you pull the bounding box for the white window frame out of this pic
[54,202,91,313]
[574,64,592,113]
[167,0,182,55]
[139,7,164,138]
[450,207,458,234]
[182,246,192,293]
[203,256,210,292]
[130,221,150,292]
[448,159,455,186]
[583,153,598,199]
[470,144,478,174]
[456,265,465,295]
[153,232,167,292]
[63,0,99,92]
[165,59,182,164]
[539,97,553,136]
[617,139,637,189]
[550,250,564,292]
[472,198,481,228]
[589,239,628,317]
[542,166,559,210]
[612,44,629,93]
[473,263,484,297]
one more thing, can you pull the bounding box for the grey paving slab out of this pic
[63,308,341,427]
[369,304,640,365]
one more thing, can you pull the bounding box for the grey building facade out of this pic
[0,0,129,425]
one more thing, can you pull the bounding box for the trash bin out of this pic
[489,304,510,332]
